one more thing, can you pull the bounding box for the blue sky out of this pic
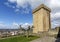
[0,0,60,29]
[0,0,32,24]
[0,0,33,29]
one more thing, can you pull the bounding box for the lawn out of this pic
[0,35,39,42]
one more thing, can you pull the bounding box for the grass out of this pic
[0,35,39,42]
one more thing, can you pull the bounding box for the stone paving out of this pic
[30,36,56,42]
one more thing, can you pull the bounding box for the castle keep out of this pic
[33,4,51,33]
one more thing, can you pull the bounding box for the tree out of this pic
[26,26,30,38]
[30,25,34,33]
[19,25,33,38]
[19,25,26,35]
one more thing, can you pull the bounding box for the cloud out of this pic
[21,23,32,29]
[6,0,60,9]
[0,22,33,29]
[49,0,60,28]
[51,12,60,28]
[51,21,60,28]
[10,22,19,29]
[49,0,60,8]
[5,0,32,14]
[15,9,20,12]
[54,12,60,19]
[51,12,60,19]
[0,22,19,29]
[4,2,15,8]
[8,0,16,3]
[15,8,30,14]
[8,0,42,8]
[12,22,19,26]
[0,23,5,27]
[21,23,29,29]
[0,22,7,29]
[4,0,60,28]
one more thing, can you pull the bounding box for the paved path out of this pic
[30,36,56,42]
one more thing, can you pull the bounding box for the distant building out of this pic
[10,31,18,36]
[33,4,51,33]
[0,29,20,37]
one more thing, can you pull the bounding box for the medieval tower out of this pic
[33,4,51,33]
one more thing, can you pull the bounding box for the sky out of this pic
[0,0,60,29]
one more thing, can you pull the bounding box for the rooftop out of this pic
[33,4,51,13]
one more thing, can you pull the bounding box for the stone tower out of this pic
[33,4,51,33]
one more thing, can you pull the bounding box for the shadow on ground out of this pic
[55,27,60,42]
